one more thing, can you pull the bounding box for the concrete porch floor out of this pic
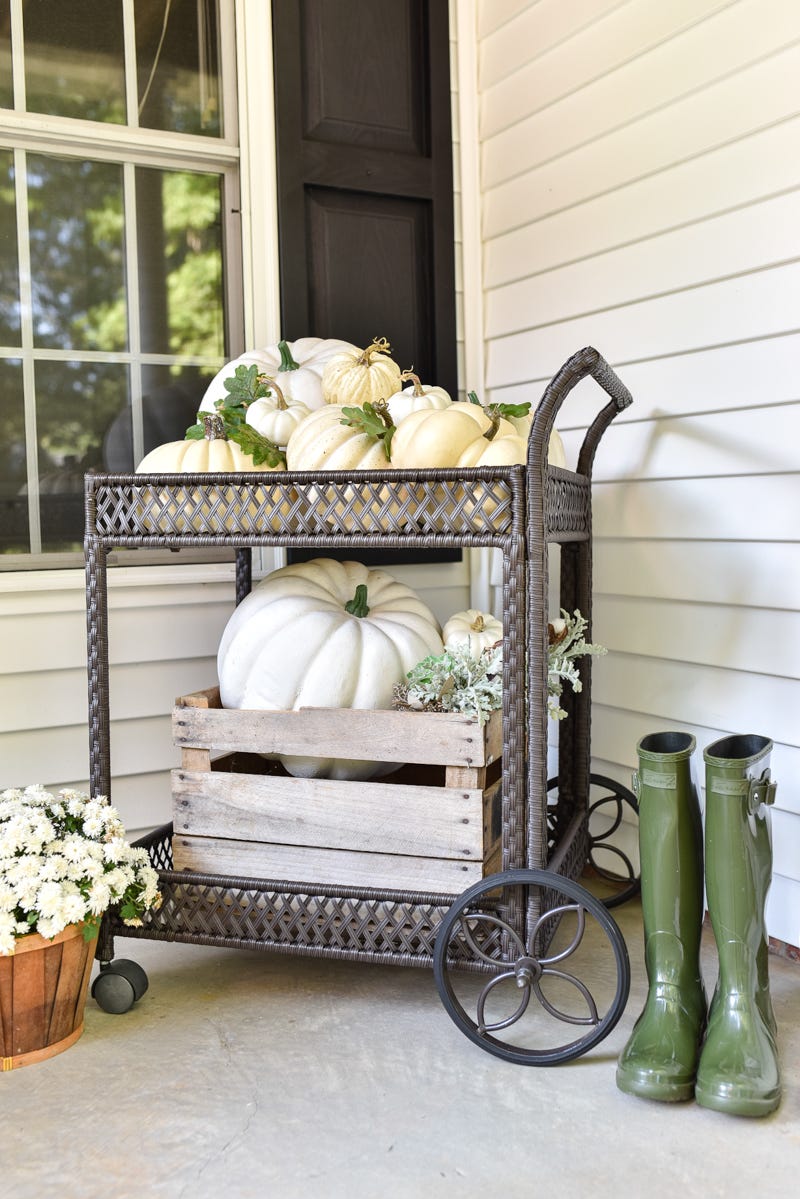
[3,898,799,1199]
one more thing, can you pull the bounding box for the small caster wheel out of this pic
[434,868,630,1065]
[92,959,149,1014]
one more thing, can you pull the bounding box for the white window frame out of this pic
[0,0,283,586]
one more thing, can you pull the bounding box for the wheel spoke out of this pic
[457,911,526,968]
[530,902,586,966]
[475,970,531,1033]
[534,967,600,1026]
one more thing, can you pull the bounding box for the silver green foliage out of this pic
[394,608,606,724]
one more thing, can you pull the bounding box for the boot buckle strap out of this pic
[749,772,777,812]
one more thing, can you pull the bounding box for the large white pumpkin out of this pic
[217,558,444,780]
[199,337,357,413]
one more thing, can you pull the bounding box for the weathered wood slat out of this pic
[173,767,489,860]
[171,834,486,893]
[173,698,502,768]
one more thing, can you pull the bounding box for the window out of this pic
[0,0,242,564]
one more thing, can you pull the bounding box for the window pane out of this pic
[0,149,20,343]
[136,167,224,358]
[0,359,28,554]
[136,0,221,136]
[22,0,126,124]
[102,363,217,470]
[36,359,129,551]
[28,153,126,351]
[0,1,12,110]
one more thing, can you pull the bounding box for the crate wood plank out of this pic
[172,769,487,861]
[172,702,502,768]
[171,834,486,893]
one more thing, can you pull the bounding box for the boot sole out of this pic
[616,1068,695,1103]
[695,1082,781,1118]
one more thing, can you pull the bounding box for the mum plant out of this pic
[0,785,161,956]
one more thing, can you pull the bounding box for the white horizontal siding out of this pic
[478,0,800,943]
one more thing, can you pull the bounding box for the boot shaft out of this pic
[634,731,704,948]
[703,735,776,991]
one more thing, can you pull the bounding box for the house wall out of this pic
[475,0,800,944]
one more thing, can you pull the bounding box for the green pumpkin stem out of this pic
[277,340,300,371]
[483,414,502,442]
[344,583,370,618]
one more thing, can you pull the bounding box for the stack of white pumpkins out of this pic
[136,335,567,474]
[216,553,504,782]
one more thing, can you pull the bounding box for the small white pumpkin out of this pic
[386,370,452,425]
[391,406,515,469]
[443,609,503,655]
[245,379,312,448]
[322,337,402,407]
[200,337,357,413]
[217,558,444,780]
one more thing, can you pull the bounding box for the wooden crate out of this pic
[171,687,502,893]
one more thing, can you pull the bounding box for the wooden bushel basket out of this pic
[0,923,96,1070]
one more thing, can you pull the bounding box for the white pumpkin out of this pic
[245,380,312,448]
[285,403,391,470]
[386,371,452,425]
[199,337,357,413]
[391,407,513,469]
[217,558,444,780]
[321,338,402,407]
[136,415,278,473]
[135,415,286,533]
[443,609,503,655]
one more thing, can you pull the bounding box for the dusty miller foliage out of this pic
[546,608,607,721]
[394,609,606,724]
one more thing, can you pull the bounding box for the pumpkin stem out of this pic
[344,583,370,619]
[260,376,288,409]
[400,369,424,396]
[359,337,393,365]
[470,613,486,632]
[277,340,300,371]
[467,389,483,407]
[202,414,228,441]
[483,414,502,442]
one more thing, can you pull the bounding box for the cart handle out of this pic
[529,346,632,475]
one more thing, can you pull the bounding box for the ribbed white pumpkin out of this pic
[245,381,312,448]
[135,416,284,533]
[386,371,452,425]
[199,337,356,413]
[285,404,391,470]
[321,338,402,407]
[136,415,277,473]
[443,609,503,655]
[218,558,444,780]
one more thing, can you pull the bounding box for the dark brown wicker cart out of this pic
[85,346,637,1065]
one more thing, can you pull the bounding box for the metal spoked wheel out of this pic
[433,869,630,1066]
[587,773,640,908]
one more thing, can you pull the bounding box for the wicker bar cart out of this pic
[85,346,637,1065]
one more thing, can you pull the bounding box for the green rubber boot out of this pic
[695,735,781,1118]
[616,732,707,1102]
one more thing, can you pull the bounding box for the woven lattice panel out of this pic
[89,472,521,541]
[545,471,591,539]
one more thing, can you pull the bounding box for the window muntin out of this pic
[0,1,238,564]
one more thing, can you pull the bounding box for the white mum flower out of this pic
[36,880,66,917]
